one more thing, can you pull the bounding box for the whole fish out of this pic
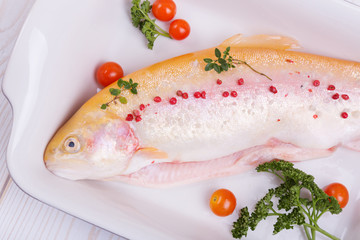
[44,34,360,186]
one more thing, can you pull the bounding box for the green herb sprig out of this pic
[204,47,272,80]
[101,79,138,109]
[232,160,341,240]
[130,0,171,50]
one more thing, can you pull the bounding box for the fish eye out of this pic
[64,136,80,153]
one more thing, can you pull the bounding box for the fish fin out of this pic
[219,34,300,50]
[134,147,168,159]
[344,140,360,152]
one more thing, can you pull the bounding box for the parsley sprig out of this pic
[101,79,138,109]
[232,160,341,240]
[204,47,272,80]
[130,0,171,49]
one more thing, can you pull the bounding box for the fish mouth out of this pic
[45,158,95,180]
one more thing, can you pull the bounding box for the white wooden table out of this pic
[0,0,125,239]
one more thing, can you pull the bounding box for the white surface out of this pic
[0,0,124,238]
[2,0,360,239]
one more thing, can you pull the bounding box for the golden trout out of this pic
[44,34,360,186]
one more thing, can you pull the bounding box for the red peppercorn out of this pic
[135,116,142,122]
[201,91,206,99]
[313,114,318,119]
[176,90,183,96]
[269,86,277,94]
[169,97,177,105]
[313,80,320,87]
[231,91,238,97]
[342,94,349,100]
[194,92,201,98]
[216,79,222,85]
[328,85,335,91]
[341,112,348,119]
[332,93,339,100]
[133,110,141,116]
[125,114,134,121]
[182,92,188,99]
[139,104,145,111]
[154,96,161,102]
[222,91,229,97]
[237,78,244,85]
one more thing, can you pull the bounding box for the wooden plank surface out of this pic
[0,0,125,239]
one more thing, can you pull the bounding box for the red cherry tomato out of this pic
[169,19,190,40]
[323,182,349,208]
[210,189,236,217]
[96,62,124,87]
[152,0,177,22]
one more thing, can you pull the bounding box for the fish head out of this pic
[44,110,139,180]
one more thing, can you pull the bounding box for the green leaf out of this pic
[129,78,133,84]
[100,104,107,109]
[140,0,151,13]
[130,0,143,28]
[203,58,213,63]
[131,88,138,94]
[215,48,221,58]
[117,79,124,88]
[232,207,251,239]
[221,62,229,71]
[140,20,158,50]
[213,64,221,73]
[123,82,131,89]
[132,83,138,88]
[109,88,121,96]
[218,58,227,65]
[204,63,214,71]
[119,97,127,104]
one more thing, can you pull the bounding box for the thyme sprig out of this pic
[204,47,272,80]
[101,79,138,109]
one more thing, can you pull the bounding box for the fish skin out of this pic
[44,34,360,186]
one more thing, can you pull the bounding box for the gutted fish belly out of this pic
[44,34,360,186]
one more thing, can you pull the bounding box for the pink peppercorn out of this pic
[182,92,189,99]
[237,78,244,85]
[313,80,320,87]
[328,85,335,91]
[154,96,161,102]
[125,114,134,121]
[222,91,229,97]
[269,86,277,94]
[201,91,206,99]
[332,93,339,100]
[169,97,177,105]
[342,94,349,100]
[231,91,238,97]
[194,92,201,98]
[133,110,141,116]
